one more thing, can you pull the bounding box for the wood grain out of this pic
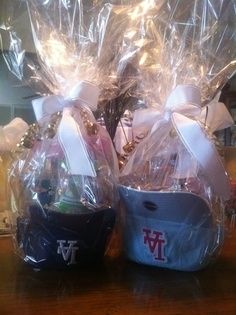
[0,231,236,315]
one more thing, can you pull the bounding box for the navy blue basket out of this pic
[16,205,116,269]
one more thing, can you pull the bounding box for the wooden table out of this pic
[1,230,236,315]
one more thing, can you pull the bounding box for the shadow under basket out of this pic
[16,205,116,269]
[119,186,224,272]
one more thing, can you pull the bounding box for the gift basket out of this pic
[118,0,236,271]
[0,0,133,268]
[0,118,28,234]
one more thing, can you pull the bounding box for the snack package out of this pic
[0,118,28,234]
[1,0,124,268]
[118,0,236,271]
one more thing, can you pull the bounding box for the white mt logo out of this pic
[57,240,79,265]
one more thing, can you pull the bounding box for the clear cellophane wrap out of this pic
[117,0,236,271]
[0,0,138,268]
[0,119,28,233]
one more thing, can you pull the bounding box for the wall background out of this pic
[0,55,35,125]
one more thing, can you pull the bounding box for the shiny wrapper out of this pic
[1,0,123,268]
[118,0,236,271]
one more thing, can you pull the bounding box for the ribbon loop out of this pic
[32,81,100,122]
[66,81,100,111]
[130,84,233,200]
[133,85,203,137]
[165,85,202,116]
[32,95,65,122]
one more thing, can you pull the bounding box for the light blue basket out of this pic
[119,186,223,271]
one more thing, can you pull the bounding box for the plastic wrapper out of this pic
[0,0,139,140]
[0,118,28,234]
[118,0,236,271]
[1,0,126,268]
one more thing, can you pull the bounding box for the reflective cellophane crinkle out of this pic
[117,0,235,271]
[0,0,132,268]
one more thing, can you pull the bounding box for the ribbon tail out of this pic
[166,85,202,116]
[199,101,234,133]
[58,107,96,177]
[171,112,231,201]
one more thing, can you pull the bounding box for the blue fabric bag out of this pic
[119,186,223,271]
[17,205,116,269]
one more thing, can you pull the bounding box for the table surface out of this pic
[1,230,236,315]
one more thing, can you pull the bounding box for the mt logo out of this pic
[57,240,79,265]
[143,228,167,262]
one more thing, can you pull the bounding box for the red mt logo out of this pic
[143,228,167,262]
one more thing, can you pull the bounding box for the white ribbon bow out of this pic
[131,85,234,200]
[32,81,100,177]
